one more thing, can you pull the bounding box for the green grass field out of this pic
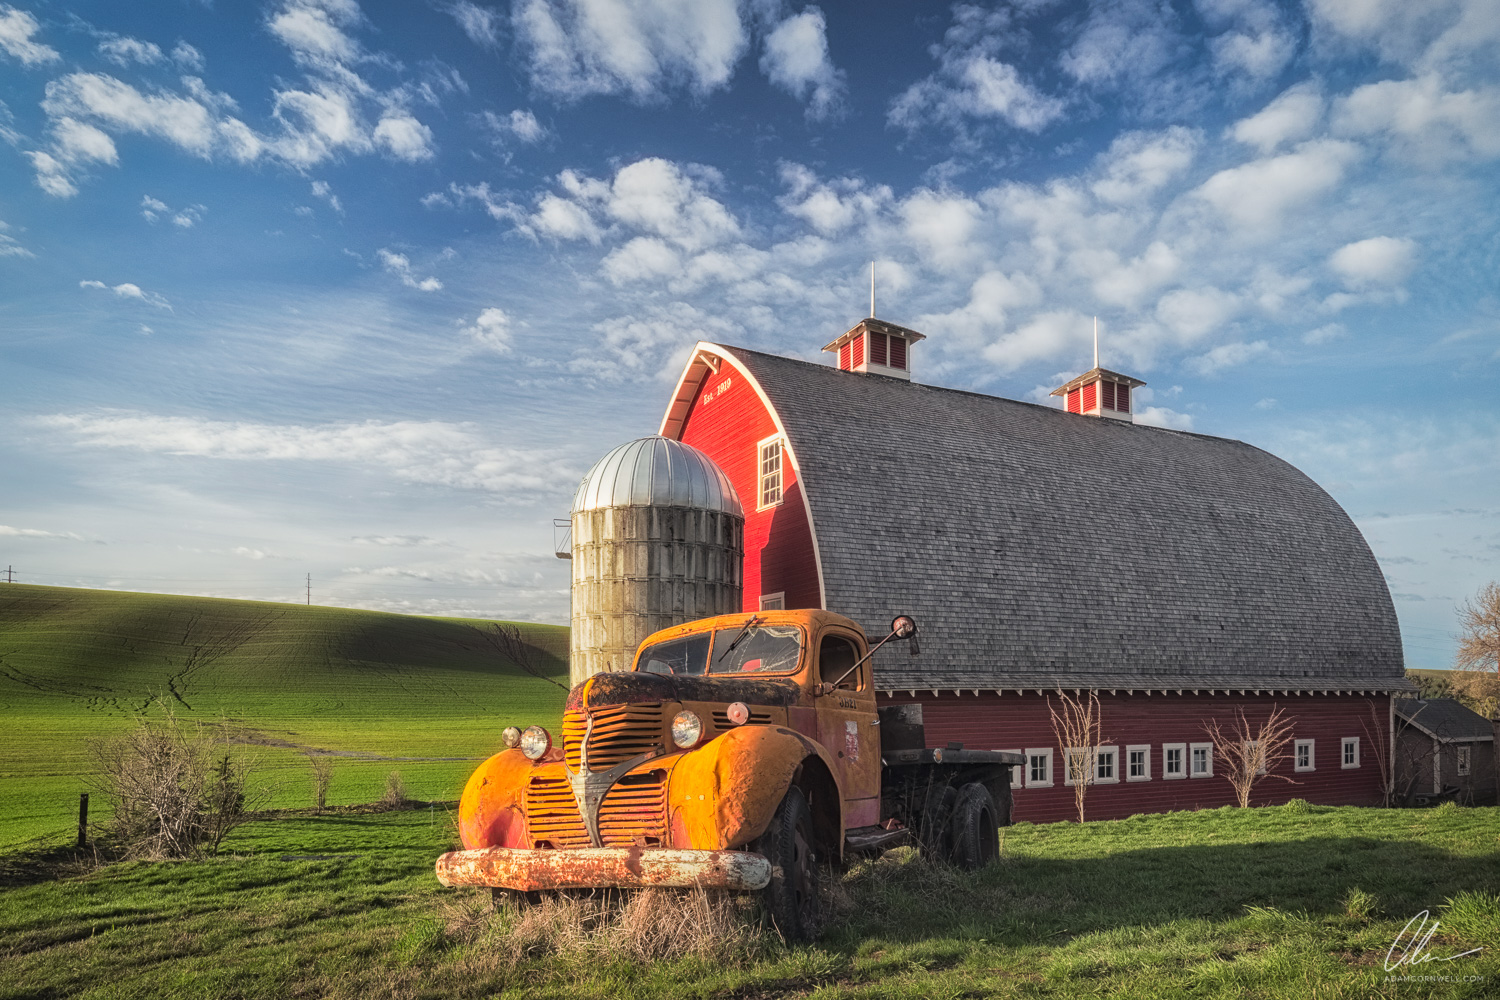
[0,584,570,846]
[2,802,1496,999]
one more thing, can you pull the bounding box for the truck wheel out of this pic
[949,782,999,870]
[755,786,822,942]
[917,784,956,861]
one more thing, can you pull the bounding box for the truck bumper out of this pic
[434,846,772,892]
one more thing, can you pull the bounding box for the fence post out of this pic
[78,792,89,849]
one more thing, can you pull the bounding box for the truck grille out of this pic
[524,769,669,849]
[564,704,664,772]
[712,708,773,730]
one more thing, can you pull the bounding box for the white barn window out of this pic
[1163,743,1186,780]
[1025,747,1053,788]
[1002,749,1024,788]
[1294,739,1315,772]
[1342,737,1360,769]
[1126,745,1150,781]
[1095,747,1119,784]
[757,436,783,509]
[1190,742,1213,778]
[758,592,785,611]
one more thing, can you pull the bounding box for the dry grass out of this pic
[436,885,779,973]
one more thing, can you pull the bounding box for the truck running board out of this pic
[843,825,913,853]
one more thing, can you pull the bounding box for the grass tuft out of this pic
[1281,797,1312,814]
[1341,886,1378,922]
[1440,890,1500,950]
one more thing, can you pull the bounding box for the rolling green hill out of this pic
[0,584,570,846]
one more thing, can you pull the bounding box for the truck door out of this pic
[814,629,880,828]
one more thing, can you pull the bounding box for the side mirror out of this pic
[891,615,917,638]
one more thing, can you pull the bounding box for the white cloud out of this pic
[0,524,84,541]
[310,179,343,213]
[141,195,169,221]
[530,192,602,242]
[776,162,891,236]
[34,411,576,494]
[79,279,172,310]
[1134,406,1194,430]
[1061,0,1200,117]
[1307,0,1500,76]
[530,158,739,254]
[53,117,118,165]
[1197,0,1295,82]
[0,5,59,66]
[1303,322,1347,345]
[98,36,165,67]
[1193,139,1361,230]
[463,306,513,352]
[42,73,217,156]
[1156,286,1241,341]
[0,219,33,258]
[1186,339,1271,375]
[140,195,204,228]
[601,236,680,285]
[918,269,1043,343]
[377,248,443,291]
[25,150,76,197]
[171,41,205,71]
[1329,236,1417,287]
[1230,81,1324,154]
[449,1,502,47]
[352,535,437,546]
[759,7,844,120]
[1090,126,1200,203]
[981,309,1092,373]
[267,0,363,67]
[373,110,435,161]
[480,108,548,144]
[514,0,748,102]
[1332,75,1500,164]
[889,7,1064,136]
[899,189,981,269]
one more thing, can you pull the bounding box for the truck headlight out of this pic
[519,725,552,760]
[671,710,704,749]
[502,726,522,749]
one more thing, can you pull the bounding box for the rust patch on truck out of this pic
[435,846,771,891]
[567,670,800,712]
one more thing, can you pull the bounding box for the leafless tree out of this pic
[1360,698,1396,807]
[89,703,267,858]
[1452,582,1500,719]
[1203,705,1299,808]
[474,623,569,692]
[1048,690,1104,823]
[306,751,334,811]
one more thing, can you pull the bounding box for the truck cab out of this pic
[437,609,1019,940]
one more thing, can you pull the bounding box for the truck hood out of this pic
[567,671,801,712]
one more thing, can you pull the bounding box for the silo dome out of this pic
[573,437,742,516]
[568,436,745,685]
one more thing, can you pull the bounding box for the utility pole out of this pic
[306,573,311,606]
[4,566,12,583]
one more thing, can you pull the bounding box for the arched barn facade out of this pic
[654,325,1409,823]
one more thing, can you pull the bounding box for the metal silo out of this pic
[569,436,744,686]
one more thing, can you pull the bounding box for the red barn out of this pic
[654,320,1408,822]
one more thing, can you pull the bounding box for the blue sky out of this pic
[1,0,1496,668]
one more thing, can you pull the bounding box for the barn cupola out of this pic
[822,318,927,381]
[1049,320,1145,422]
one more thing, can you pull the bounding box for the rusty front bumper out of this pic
[435,846,772,892]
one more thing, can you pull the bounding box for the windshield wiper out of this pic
[718,615,765,662]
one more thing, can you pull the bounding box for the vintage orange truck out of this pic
[435,609,1021,939]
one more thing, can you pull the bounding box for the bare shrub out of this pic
[307,752,334,811]
[88,706,264,858]
[1048,690,1104,822]
[381,770,408,808]
[1202,705,1299,808]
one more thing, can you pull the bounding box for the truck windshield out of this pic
[638,633,709,676]
[635,625,803,676]
[709,625,802,675]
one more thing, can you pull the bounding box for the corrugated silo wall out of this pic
[569,505,743,686]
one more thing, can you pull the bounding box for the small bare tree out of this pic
[306,751,334,811]
[1202,705,1298,808]
[1451,582,1500,719]
[89,704,265,858]
[1048,690,1104,823]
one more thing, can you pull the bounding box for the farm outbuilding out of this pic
[1394,698,1496,806]
[571,317,1411,822]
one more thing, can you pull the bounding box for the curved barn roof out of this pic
[712,344,1405,693]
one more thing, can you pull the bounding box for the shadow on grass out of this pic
[831,832,1500,949]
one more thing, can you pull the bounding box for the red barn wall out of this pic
[878,691,1391,823]
[677,363,822,612]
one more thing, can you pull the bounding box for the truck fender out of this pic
[456,748,536,850]
[667,726,844,855]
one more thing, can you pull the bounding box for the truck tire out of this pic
[755,786,822,942]
[949,782,1000,870]
[917,784,956,861]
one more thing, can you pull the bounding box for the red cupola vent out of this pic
[823,318,926,382]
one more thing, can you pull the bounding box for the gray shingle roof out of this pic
[1395,698,1494,741]
[720,345,1407,692]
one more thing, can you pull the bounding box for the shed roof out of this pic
[712,344,1407,692]
[1395,698,1494,741]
